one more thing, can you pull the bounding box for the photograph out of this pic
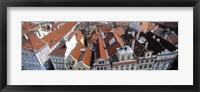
[22,21,178,70]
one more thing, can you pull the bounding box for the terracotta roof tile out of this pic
[23,35,46,51]
[71,42,85,60]
[113,28,125,36]
[99,25,113,33]
[51,22,65,31]
[81,47,92,66]
[69,30,84,41]
[104,32,124,55]
[56,22,77,36]
[22,22,38,34]
[139,22,157,31]
[96,38,108,60]
[42,31,62,48]
[88,33,99,44]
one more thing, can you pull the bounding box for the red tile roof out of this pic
[87,32,99,44]
[51,22,65,31]
[42,31,62,48]
[23,34,46,51]
[71,42,85,60]
[81,47,92,66]
[104,32,124,55]
[96,38,108,60]
[69,30,84,41]
[49,43,66,57]
[113,28,125,36]
[56,22,77,36]
[22,22,38,34]
[139,22,157,31]
[99,25,113,33]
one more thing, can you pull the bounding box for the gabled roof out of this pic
[134,39,148,57]
[69,30,84,41]
[49,43,66,57]
[96,38,108,60]
[81,47,92,66]
[121,33,135,45]
[71,42,85,60]
[51,22,65,31]
[113,28,125,36]
[104,32,124,55]
[145,31,177,54]
[152,28,178,45]
[23,34,46,51]
[148,32,177,52]
[139,22,157,31]
[56,22,77,36]
[42,31,62,48]
[88,31,99,44]
[22,22,38,34]
[99,25,113,33]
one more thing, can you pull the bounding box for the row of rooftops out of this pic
[22,22,77,52]
[22,22,178,67]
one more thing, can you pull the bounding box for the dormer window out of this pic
[109,37,116,45]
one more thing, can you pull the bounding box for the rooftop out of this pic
[49,42,67,57]
[71,42,85,60]
[81,47,93,66]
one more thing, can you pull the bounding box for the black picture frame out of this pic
[0,0,199,92]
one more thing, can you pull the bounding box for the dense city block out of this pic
[22,22,178,70]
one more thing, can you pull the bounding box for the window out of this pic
[70,66,72,70]
[99,62,101,64]
[144,65,147,68]
[139,66,142,69]
[147,53,149,57]
[83,68,85,70]
[97,67,99,70]
[149,64,152,68]
[42,55,46,61]
[104,67,106,70]
[78,68,81,70]
[131,67,134,70]
[101,67,104,70]
[109,37,116,45]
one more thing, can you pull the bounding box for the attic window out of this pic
[50,40,54,43]
[109,37,116,45]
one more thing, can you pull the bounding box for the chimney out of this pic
[145,42,148,48]
[24,34,28,40]
[152,35,156,39]
[35,31,41,38]
[164,34,168,39]
[101,32,105,38]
